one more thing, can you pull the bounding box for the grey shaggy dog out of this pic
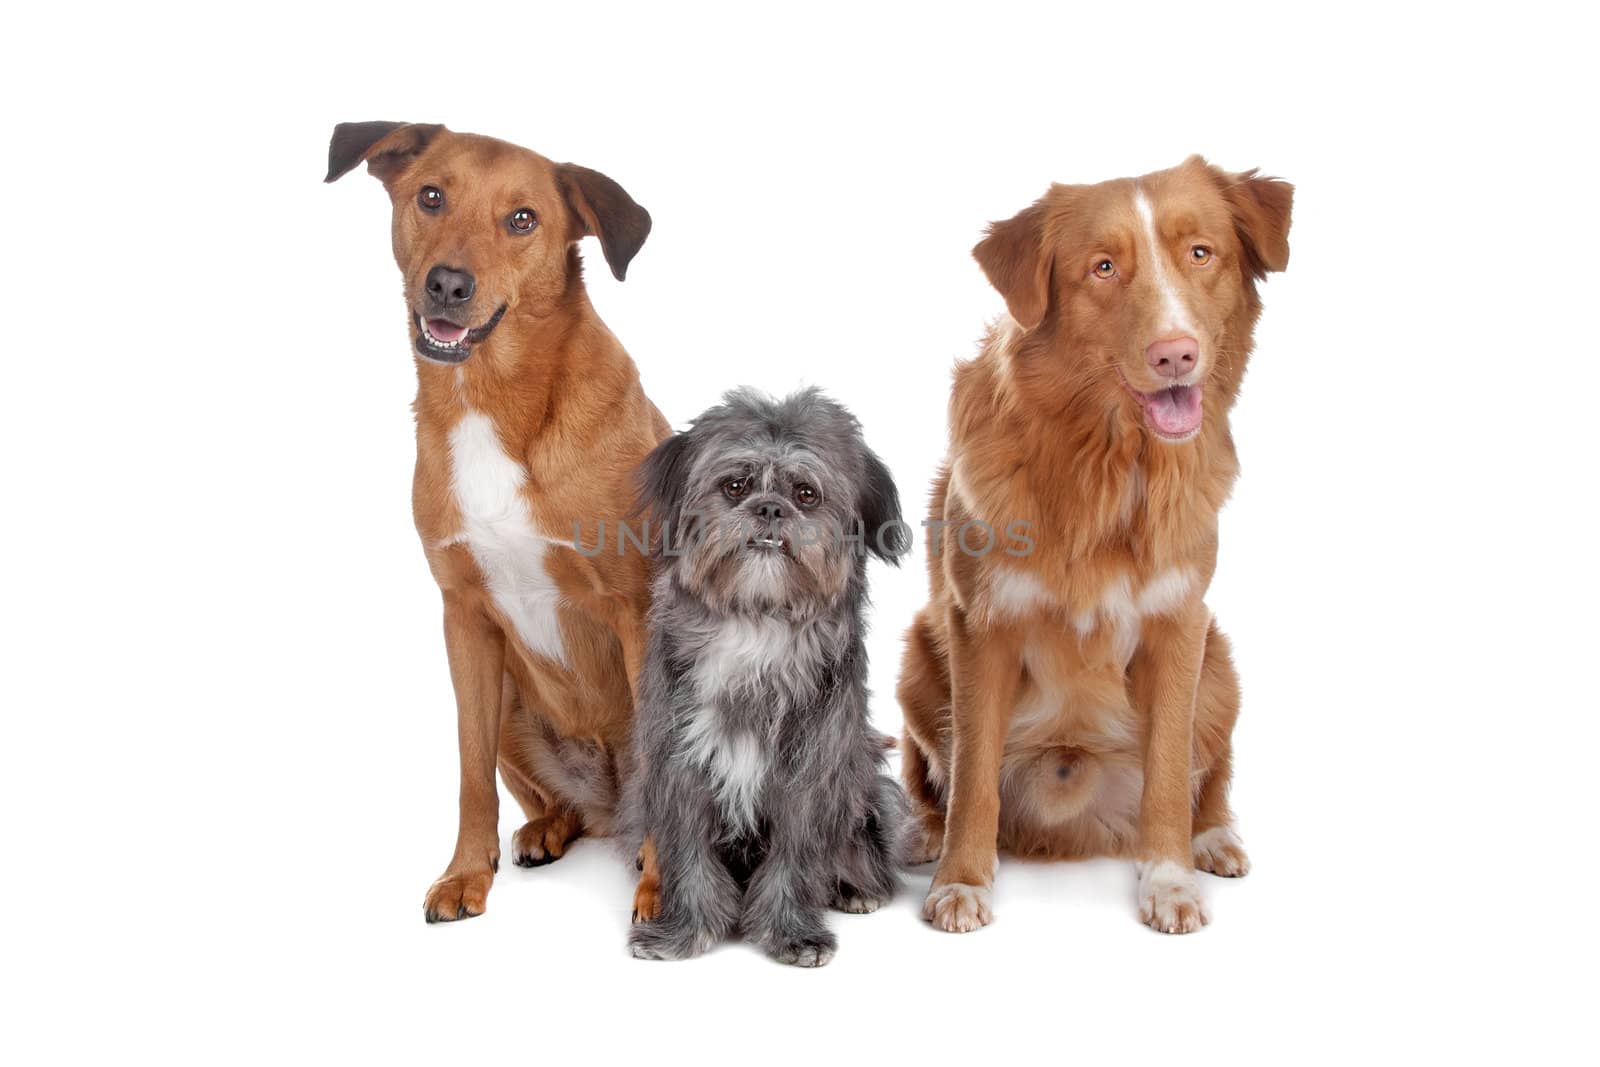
[623,388,911,966]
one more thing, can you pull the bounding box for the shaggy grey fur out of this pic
[623,388,910,966]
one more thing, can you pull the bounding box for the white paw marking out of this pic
[1137,859,1212,934]
[923,882,993,933]
[1192,825,1251,877]
[834,893,888,914]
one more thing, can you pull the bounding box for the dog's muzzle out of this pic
[413,305,506,364]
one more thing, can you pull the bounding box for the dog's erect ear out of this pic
[558,164,652,281]
[325,122,445,184]
[858,447,909,565]
[635,430,695,554]
[973,197,1055,330]
[1211,163,1293,279]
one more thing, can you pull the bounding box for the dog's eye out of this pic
[418,186,444,213]
[1190,245,1212,265]
[794,484,820,509]
[509,208,537,234]
[723,478,749,500]
[1093,258,1116,279]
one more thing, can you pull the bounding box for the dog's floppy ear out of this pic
[973,196,1055,330]
[635,429,695,553]
[858,448,909,565]
[1207,161,1293,279]
[558,164,652,281]
[325,121,444,184]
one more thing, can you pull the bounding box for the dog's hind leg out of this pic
[899,735,947,865]
[830,774,908,914]
[1190,621,1250,877]
[497,680,586,868]
[896,609,952,865]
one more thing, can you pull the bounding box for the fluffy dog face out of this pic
[974,156,1292,442]
[637,388,908,617]
[325,122,651,365]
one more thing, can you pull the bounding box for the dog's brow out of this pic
[409,170,459,194]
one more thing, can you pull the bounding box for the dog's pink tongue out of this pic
[1145,385,1203,437]
[426,318,468,343]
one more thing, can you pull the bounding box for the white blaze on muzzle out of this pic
[1133,189,1198,346]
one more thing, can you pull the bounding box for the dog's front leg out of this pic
[742,809,836,967]
[1130,603,1211,934]
[627,794,741,961]
[423,595,506,923]
[923,606,1022,933]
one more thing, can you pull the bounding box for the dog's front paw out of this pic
[1137,860,1212,934]
[1192,825,1251,877]
[628,920,718,961]
[768,932,838,968]
[922,881,992,933]
[423,862,496,924]
[511,810,582,868]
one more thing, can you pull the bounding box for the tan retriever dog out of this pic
[327,122,667,922]
[897,157,1292,934]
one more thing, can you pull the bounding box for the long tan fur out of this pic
[898,157,1292,933]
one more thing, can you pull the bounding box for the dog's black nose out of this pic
[756,501,785,521]
[425,265,476,308]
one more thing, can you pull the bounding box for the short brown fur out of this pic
[329,123,668,922]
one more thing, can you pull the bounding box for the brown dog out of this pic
[898,156,1292,934]
[326,122,668,922]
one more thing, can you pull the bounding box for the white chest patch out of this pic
[987,568,1054,620]
[678,617,813,832]
[679,706,768,833]
[694,616,802,695]
[446,410,568,667]
[1073,567,1194,663]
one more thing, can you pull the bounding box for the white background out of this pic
[5,2,1595,1063]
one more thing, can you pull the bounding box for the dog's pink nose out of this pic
[1145,336,1198,379]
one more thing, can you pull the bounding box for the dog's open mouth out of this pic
[1119,372,1204,442]
[746,536,786,552]
[414,306,506,364]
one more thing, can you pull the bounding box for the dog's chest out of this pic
[988,564,1193,662]
[1069,566,1195,665]
[1001,565,1195,745]
[444,410,568,667]
[678,617,821,831]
